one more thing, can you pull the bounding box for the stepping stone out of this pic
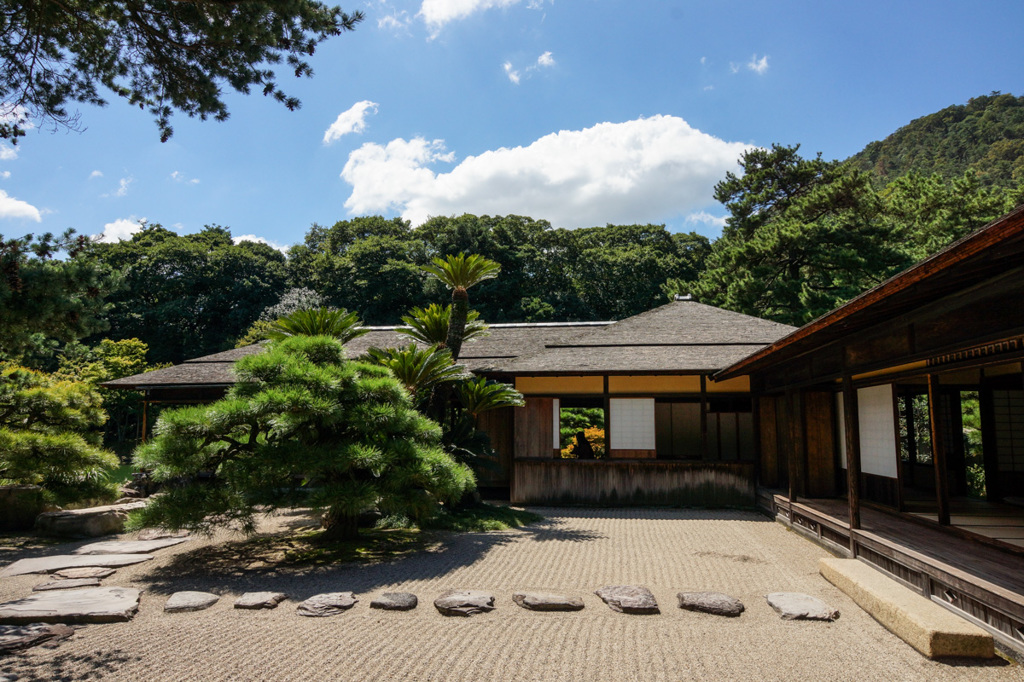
[34,501,147,538]
[512,592,585,612]
[434,590,496,617]
[296,592,358,617]
[0,554,154,578]
[74,538,188,555]
[0,587,141,625]
[0,623,75,653]
[138,528,190,541]
[34,578,102,592]
[55,567,116,580]
[234,592,287,610]
[370,592,418,611]
[677,591,745,617]
[595,586,659,615]
[766,592,839,621]
[165,591,219,613]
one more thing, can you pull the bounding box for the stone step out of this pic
[819,558,994,659]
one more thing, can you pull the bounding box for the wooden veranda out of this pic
[762,489,1024,653]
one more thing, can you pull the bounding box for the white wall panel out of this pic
[857,384,898,478]
[610,398,656,450]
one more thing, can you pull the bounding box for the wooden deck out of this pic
[906,497,1024,551]
[760,489,1024,654]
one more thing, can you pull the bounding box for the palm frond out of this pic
[266,308,368,344]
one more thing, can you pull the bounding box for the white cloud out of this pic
[170,170,200,185]
[420,0,530,35]
[378,11,411,31]
[0,143,17,161]
[700,56,707,65]
[0,170,10,180]
[103,177,133,198]
[0,190,41,222]
[703,85,715,91]
[503,61,521,84]
[323,100,380,144]
[685,210,728,230]
[747,54,769,74]
[340,115,751,229]
[89,170,103,179]
[94,217,145,242]
[729,62,740,74]
[233,234,290,253]
[537,51,554,67]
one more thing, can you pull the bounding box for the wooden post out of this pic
[603,375,611,459]
[786,389,800,509]
[842,376,862,555]
[700,374,709,461]
[928,374,951,526]
[141,400,149,444]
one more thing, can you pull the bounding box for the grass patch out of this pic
[105,463,136,488]
[381,503,543,533]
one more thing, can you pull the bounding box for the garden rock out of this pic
[512,592,585,611]
[0,485,45,531]
[164,592,219,613]
[595,586,659,614]
[370,593,417,611]
[296,592,358,617]
[234,592,287,610]
[54,567,116,580]
[434,590,496,617]
[0,587,141,625]
[33,579,101,592]
[74,538,188,555]
[766,592,839,621]
[137,528,190,541]
[33,501,147,538]
[0,554,153,578]
[0,623,74,653]
[677,592,745,617]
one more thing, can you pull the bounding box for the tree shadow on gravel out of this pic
[134,512,604,601]
[1,648,139,682]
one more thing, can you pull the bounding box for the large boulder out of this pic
[434,590,496,617]
[677,592,745,617]
[34,501,147,538]
[595,586,659,614]
[0,485,45,531]
[0,587,141,625]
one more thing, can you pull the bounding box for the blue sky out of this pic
[1,0,1022,249]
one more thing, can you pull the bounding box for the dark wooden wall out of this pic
[757,390,837,497]
[476,406,515,487]
[514,398,554,459]
[758,396,781,488]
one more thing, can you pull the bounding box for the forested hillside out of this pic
[849,92,1024,187]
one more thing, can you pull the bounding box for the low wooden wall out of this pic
[512,459,755,506]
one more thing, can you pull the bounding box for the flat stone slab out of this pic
[766,592,839,622]
[820,558,993,658]
[677,591,745,617]
[34,501,147,538]
[137,528,190,541]
[296,592,358,617]
[0,623,74,653]
[370,592,417,611]
[595,585,659,614]
[165,591,220,613]
[0,587,140,625]
[74,538,188,555]
[0,554,154,578]
[54,567,116,580]
[512,592,585,611]
[34,579,102,592]
[234,592,287,610]
[434,590,496,617]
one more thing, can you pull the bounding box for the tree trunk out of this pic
[446,288,469,361]
[320,508,359,541]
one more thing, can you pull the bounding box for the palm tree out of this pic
[455,377,525,419]
[397,303,488,349]
[365,344,471,405]
[266,308,368,344]
[421,254,500,361]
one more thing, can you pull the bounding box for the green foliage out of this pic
[849,92,1024,188]
[384,503,542,532]
[422,253,501,361]
[0,363,119,505]
[558,407,605,448]
[84,224,288,364]
[234,320,275,348]
[398,303,488,348]
[0,0,363,142]
[454,377,525,418]
[130,335,475,539]
[365,344,471,405]
[266,307,368,344]
[0,230,117,362]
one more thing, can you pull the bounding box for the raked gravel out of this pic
[1,507,1021,681]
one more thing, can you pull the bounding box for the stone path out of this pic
[1,509,1020,681]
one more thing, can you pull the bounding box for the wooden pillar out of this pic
[842,376,862,555]
[141,400,149,444]
[700,374,709,461]
[786,388,802,506]
[603,375,611,458]
[928,374,951,526]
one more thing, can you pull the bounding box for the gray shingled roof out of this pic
[102,322,612,390]
[505,300,796,374]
